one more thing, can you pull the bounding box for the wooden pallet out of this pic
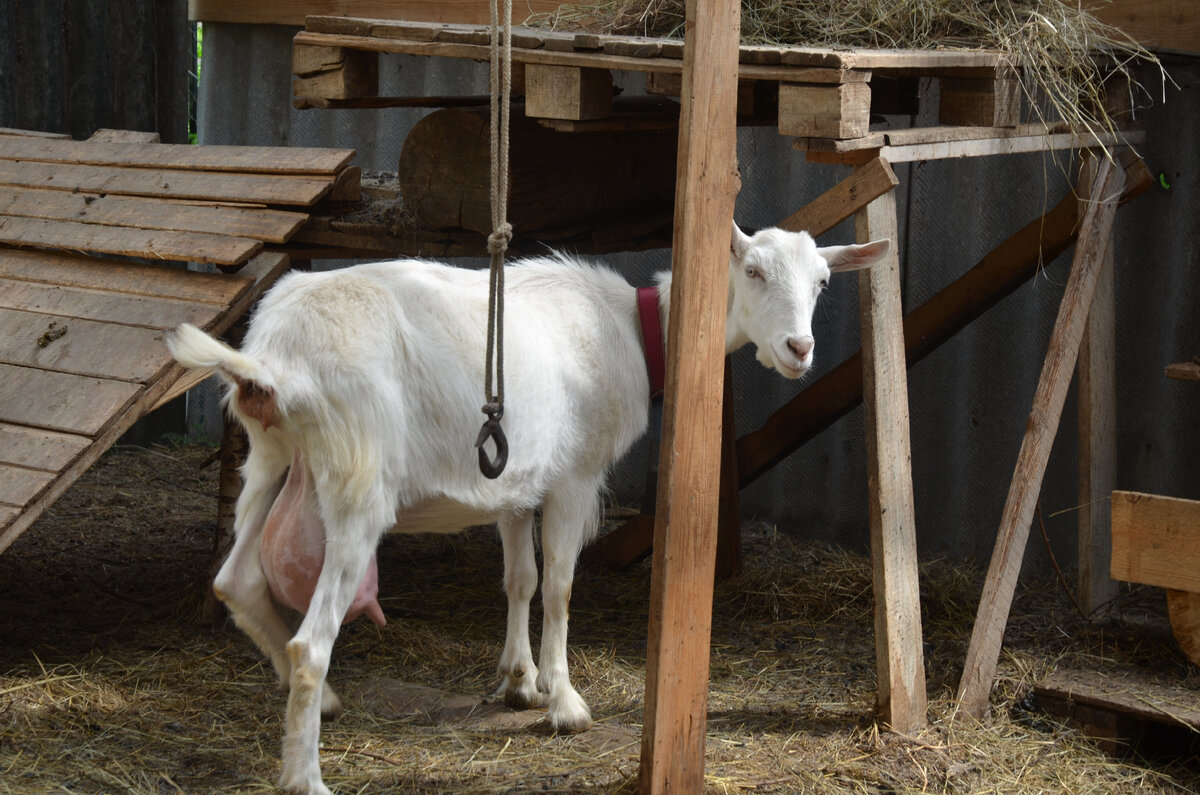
[0,128,361,554]
[292,18,1142,160]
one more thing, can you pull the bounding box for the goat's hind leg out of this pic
[495,509,546,709]
[213,450,342,718]
[280,511,381,795]
[537,483,597,732]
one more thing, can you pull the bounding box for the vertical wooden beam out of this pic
[639,0,742,790]
[855,176,927,732]
[1077,156,1120,618]
[958,154,1126,717]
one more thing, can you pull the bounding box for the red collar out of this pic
[637,287,665,399]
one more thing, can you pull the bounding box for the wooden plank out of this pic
[0,464,55,508]
[1111,491,1200,593]
[0,422,91,471]
[88,129,161,143]
[0,136,355,175]
[194,1,564,26]
[0,308,176,383]
[0,277,224,329]
[778,157,898,234]
[1166,361,1200,381]
[0,214,262,267]
[0,160,336,206]
[1035,669,1200,729]
[957,155,1125,718]
[151,367,216,412]
[292,30,858,84]
[856,179,926,732]
[0,364,142,436]
[1088,0,1200,55]
[1077,154,1120,617]
[736,149,1152,489]
[0,128,71,139]
[0,249,251,305]
[715,356,742,581]
[524,64,613,121]
[639,0,742,789]
[779,82,871,138]
[0,187,306,244]
[876,130,1144,163]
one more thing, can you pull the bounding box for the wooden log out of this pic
[398,108,676,237]
[736,149,1152,488]
[957,154,1126,719]
[639,0,742,788]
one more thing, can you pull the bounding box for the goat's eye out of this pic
[818,278,828,290]
[746,266,763,281]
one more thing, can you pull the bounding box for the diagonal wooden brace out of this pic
[957,152,1126,717]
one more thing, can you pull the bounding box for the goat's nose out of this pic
[788,336,814,359]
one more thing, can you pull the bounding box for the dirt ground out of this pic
[1,443,1198,793]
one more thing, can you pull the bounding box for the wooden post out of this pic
[715,356,742,581]
[958,154,1126,717]
[1077,155,1120,618]
[855,175,926,732]
[639,0,742,789]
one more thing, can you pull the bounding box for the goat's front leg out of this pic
[495,509,545,709]
[279,513,380,795]
[537,486,595,732]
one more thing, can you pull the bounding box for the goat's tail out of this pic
[168,324,281,428]
[167,324,268,384]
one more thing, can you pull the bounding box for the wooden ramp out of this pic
[0,128,358,554]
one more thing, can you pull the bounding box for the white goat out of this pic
[168,223,889,794]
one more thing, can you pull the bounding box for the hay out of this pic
[528,0,1166,141]
[1,443,1198,793]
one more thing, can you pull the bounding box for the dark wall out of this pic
[0,0,191,142]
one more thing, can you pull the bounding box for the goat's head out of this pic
[728,223,890,379]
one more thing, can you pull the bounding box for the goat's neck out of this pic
[652,267,741,354]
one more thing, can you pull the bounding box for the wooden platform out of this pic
[1034,669,1200,756]
[292,17,1142,162]
[0,128,360,554]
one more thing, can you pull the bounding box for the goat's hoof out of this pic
[503,688,547,711]
[278,772,332,795]
[548,693,592,734]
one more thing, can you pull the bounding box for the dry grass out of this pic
[1,443,1198,793]
[529,0,1166,143]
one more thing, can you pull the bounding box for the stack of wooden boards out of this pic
[292,16,1142,163]
[0,127,359,555]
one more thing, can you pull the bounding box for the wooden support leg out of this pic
[639,0,741,789]
[1077,156,1120,618]
[855,173,926,732]
[958,153,1126,717]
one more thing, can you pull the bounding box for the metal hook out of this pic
[475,409,508,479]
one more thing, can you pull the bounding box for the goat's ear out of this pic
[821,238,891,273]
[731,222,753,260]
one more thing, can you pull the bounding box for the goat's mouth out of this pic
[773,350,809,379]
